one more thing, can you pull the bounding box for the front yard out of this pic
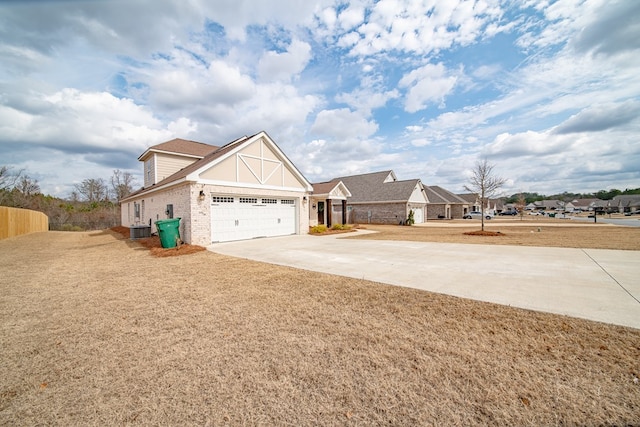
[0,229,638,425]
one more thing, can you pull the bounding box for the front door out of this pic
[317,201,325,225]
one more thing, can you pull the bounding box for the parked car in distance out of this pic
[624,210,640,216]
[499,210,518,216]
[463,211,493,220]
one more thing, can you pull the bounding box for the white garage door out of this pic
[413,207,424,224]
[211,196,296,243]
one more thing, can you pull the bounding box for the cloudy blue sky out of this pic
[1,0,639,197]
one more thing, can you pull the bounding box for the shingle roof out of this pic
[312,180,340,195]
[143,138,219,158]
[424,186,468,204]
[123,134,255,201]
[457,193,478,203]
[612,195,640,207]
[331,171,421,203]
[534,200,563,209]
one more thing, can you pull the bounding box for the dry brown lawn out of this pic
[1,228,639,426]
[352,219,640,250]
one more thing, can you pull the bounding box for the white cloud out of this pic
[337,5,365,31]
[258,39,312,82]
[336,0,505,57]
[2,88,171,151]
[149,58,256,109]
[399,63,459,113]
[335,83,399,114]
[310,108,378,140]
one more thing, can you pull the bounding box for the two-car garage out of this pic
[210,195,297,243]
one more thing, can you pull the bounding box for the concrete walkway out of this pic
[209,231,640,329]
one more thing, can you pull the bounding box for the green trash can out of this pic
[548,213,556,218]
[155,218,181,248]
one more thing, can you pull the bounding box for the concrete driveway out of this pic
[209,231,640,329]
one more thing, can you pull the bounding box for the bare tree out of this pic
[74,178,108,203]
[16,175,40,196]
[10,175,41,208]
[464,159,506,231]
[515,192,527,221]
[0,166,22,205]
[110,169,135,201]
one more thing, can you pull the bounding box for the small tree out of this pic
[464,159,506,231]
[406,209,415,226]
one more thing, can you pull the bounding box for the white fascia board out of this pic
[196,178,308,193]
[138,149,204,162]
[312,194,348,200]
[336,181,352,198]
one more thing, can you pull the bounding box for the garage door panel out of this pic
[211,196,296,243]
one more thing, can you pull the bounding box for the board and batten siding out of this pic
[154,153,199,183]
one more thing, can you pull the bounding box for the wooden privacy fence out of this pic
[0,206,49,240]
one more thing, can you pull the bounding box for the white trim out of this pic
[138,148,205,162]
[196,178,307,193]
[237,151,283,185]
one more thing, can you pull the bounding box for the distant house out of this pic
[423,186,469,219]
[120,131,312,245]
[612,195,640,213]
[331,170,428,225]
[531,200,564,211]
[565,198,600,212]
[457,193,504,215]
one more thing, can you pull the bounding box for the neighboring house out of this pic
[332,170,427,225]
[612,195,640,213]
[457,193,506,215]
[120,131,312,245]
[487,198,505,215]
[531,200,564,211]
[565,198,600,212]
[310,180,351,227]
[423,186,469,219]
[457,193,481,212]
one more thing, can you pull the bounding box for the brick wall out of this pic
[427,204,447,219]
[349,202,407,225]
[121,183,191,241]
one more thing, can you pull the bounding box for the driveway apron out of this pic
[209,231,640,329]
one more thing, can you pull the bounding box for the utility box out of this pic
[130,225,151,240]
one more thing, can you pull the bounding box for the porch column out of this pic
[342,200,347,224]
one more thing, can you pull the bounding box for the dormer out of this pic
[383,170,397,183]
[138,138,218,187]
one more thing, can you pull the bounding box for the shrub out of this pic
[310,225,328,234]
[331,223,349,230]
[406,209,415,226]
[60,223,84,232]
